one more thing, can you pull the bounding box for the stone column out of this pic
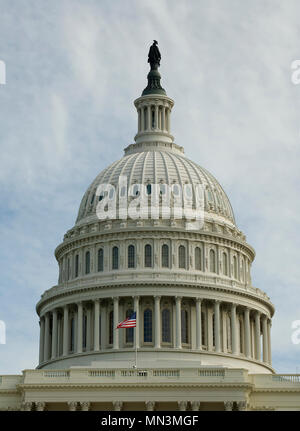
[244,308,251,358]
[51,309,58,359]
[145,401,155,411]
[154,296,161,348]
[175,296,182,349]
[86,306,91,350]
[80,402,90,411]
[113,401,123,411]
[36,402,45,411]
[161,106,165,131]
[141,106,145,131]
[231,303,238,355]
[196,298,202,350]
[113,297,119,349]
[191,401,200,411]
[147,105,151,130]
[94,299,100,351]
[214,300,221,352]
[39,316,45,363]
[44,313,50,361]
[267,319,272,365]
[154,105,159,129]
[262,315,269,363]
[63,305,69,356]
[254,311,261,361]
[165,108,169,132]
[178,401,187,411]
[224,401,234,411]
[134,296,140,349]
[77,302,83,354]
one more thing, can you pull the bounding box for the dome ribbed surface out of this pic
[76,149,235,226]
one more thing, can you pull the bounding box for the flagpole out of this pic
[135,327,138,369]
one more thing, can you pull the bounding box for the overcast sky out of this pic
[0,0,300,374]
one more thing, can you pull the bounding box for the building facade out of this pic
[1,46,300,411]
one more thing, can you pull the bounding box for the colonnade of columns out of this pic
[137,103,170,134]
[21,400,248,411]
[39,296,272,367]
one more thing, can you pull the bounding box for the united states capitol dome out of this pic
[36,42,274,376]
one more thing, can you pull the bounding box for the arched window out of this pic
[128,245,135,268]
[112,246,119,270]
[146,184,152,195]
[144,308,152,342]
[179,245,186,269]
[85,251,90,274]
[109,311,113,344]
[195,247,202,270]
[70,317,75,352]
[223,252,228,276]
[98,248,104,272]
[75,254,79,278]
[144,244,152,268]
[209,249,216,273]
[161,244,169,268]
[233,256,238,279]
[162,308,171,343]
[181,309,189,344]
[125,309,134,343]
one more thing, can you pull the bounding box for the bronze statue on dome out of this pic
[148,40,161,70]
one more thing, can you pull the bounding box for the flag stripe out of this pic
[117,312,136,329]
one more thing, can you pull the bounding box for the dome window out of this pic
[75,254,79,278]
[162,308,171,343]
[99,194,104,202]
[98,248,104,272]
[128,245,135,268]
[112,246,119,270]
[109,188,115,199]
[146,184,152,195]
[195,247,202,271]
[223,252,228,276]
[144,244,152,268]
[90,193,95,205]
[209,249,216,273]
[162,244,169,268]
[144,308,153,343]
[172,184,180,197]
[181,309,189,344]
[85,251,90,274]
[178,245,186,269]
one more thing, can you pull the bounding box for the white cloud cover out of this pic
[0,0,300,373]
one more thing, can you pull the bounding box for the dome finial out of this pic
[142,41,166,96]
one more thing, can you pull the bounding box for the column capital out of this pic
[36,402,46,411]
[113,401,123,411]
[178,401,187,411]
[231,302,237,309]
[80,402,90,411]
[68,401,78,411]
[154,295,161,300]
[191,401,200,411]
[145,401,155,411]
[224,401,234,411]
[196,297,202,304]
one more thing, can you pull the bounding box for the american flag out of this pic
[117,312,136,329]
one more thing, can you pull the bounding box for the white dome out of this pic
[76,148,235,227]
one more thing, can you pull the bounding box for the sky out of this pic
[0,0,300,374]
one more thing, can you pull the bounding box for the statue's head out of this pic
[153,40,158,45]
